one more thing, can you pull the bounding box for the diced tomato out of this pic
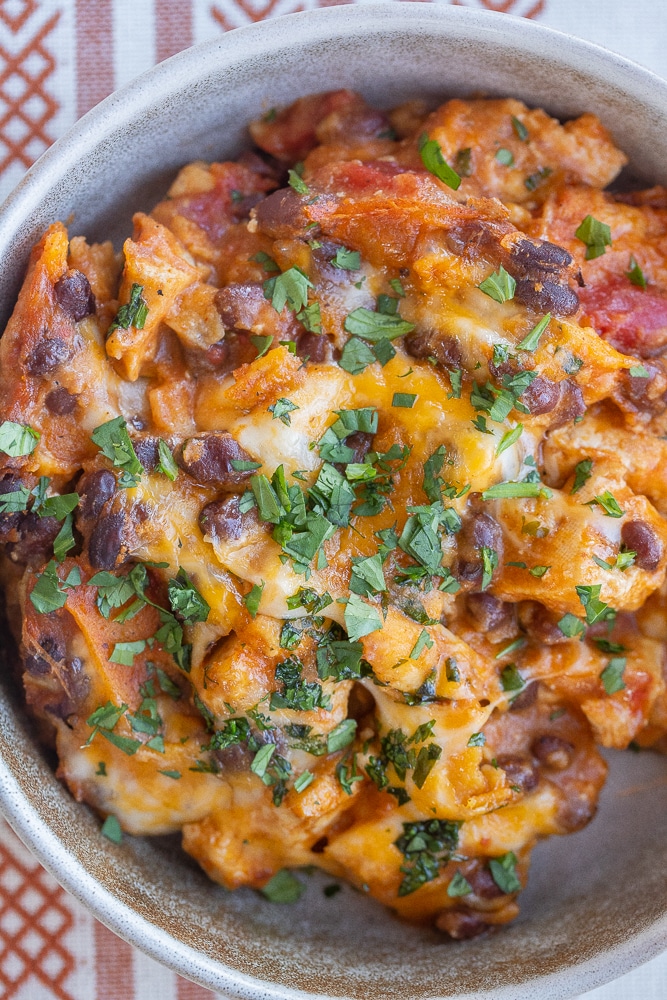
[578,277,667,357]
[174,163,273,243]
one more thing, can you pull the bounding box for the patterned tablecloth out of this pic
[0,1,665,998]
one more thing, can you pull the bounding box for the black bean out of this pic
[436,909,492,940]
[24,635,66,677]
[7,513,60,567]
[45,658,90,720]
[621,519,663,571]
[345,431,374,464]
[404,328,462,368]
[45,386,78,415]
[253,188,313,240]
[199,495,245,542]
[557,791,596,832]
[54,269,95,321]
[548,379,585,428]
[521,375,561,415]
[87,511,126,569]
[514,277,579,316]
[617,363,667,415]
[25,337,70,376]
[0,474,24,535]
[508,237,573,276]
[317,102,391,144]
[465,865,505,899]
[531,734,574,771]
[518,601,568,645]
[470,512,502,550]
[296,330,333,363]
[132,436,159,472]
[466,593,515,632]
[77,470,117,521]
[510,680,539,711]
[215,282,266,329]
[179,434,255,489]
[497,754,539,793]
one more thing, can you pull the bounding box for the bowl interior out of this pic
[1,6,666,999]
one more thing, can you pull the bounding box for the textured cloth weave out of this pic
[0,2,665,998]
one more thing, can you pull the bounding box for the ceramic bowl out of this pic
[0,6,666,998]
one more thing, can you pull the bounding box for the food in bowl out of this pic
[1,88,665,939]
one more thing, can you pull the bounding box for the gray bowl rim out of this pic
[0,5,666,998]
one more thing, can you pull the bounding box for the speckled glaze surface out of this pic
[0,6,666,998]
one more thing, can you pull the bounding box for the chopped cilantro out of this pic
[167,568,210,624]
[588,490,625,518]
[571,458,593,494]
[270,656,331,712]
[480,546,498,590]
[343,308,415,342]
[263,267,313,314]
[626,256,647,289]
[629,364,650,378]
[517,313,551,351]
[496,424,523,457]
[261,869,305,903]
[394,819,460,896]
[269,397,299,426]
[338,337,376,374]
[500,664,525,693]
[418,133,461,190]
[250,251,280,274]
[327,718,357,753]
[109,640,146,666]
[288,169,309,194]
[489,852,521,893]
[30,561,68,613]
[156,439,178,481]
[244,581,265,619]
[600,656,626,695]
[91,416,143,486]
[454,147,472,176]
[576,584,616,625]
[482,481,552,500]
[495,147,514,166]
[101,815,123,844]
[250,334,273,358]
[447,871,472,897]
[297,301,321,334]
[478,266,516,303]
[557,612,586,638]
[332,247,361,270]
[107,283,148,336]
[350,553,386,596]
[575,215,612,260]
[524,166,552,192]
[343,593,383,641]
[0,420,40,457]
[467,732,486,747]
[392,392,417,408]
[511,116,529,141]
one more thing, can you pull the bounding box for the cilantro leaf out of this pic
[29,561,68,613]
[600,656,626,695]
[269,398,299,426]
[332,247,361,270]
[344,308,415,342]
[91,417,143,484]
[418,133,461,190]
[343,593,383,641]
[575,215,612,260]
[263,267,313,314]
[350,553,387,596]
[478,266,516,303]
[626,256,647,289]
[0,420,40,457]
[244,581,265,619]
[108,283,148,336]
[489,852,521,893]
[167,568,210,624]
[157,439,178,481]
[517,313,551,351]
[571,458,593,494]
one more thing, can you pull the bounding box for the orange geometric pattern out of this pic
[0,0,60,174]
[0,825,75,1000]
[452,0,546,14]
[211,0,305,32]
